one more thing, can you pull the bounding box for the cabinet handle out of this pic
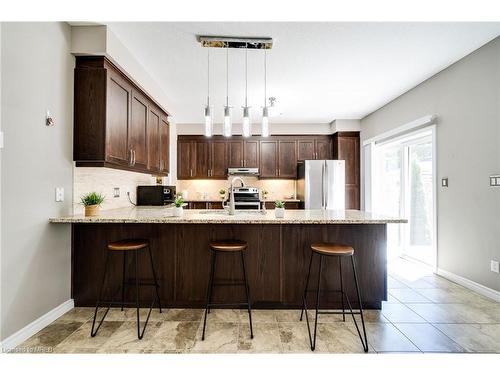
[241,159,244,166]
[279,168,281,176]
[128,149,133,166]
[190,169,193,177]
[133,150,136,166]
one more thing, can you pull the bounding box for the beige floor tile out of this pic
[407,303,499,324]
[245,309,278,323]
[387,276,409,289]
[415,288,498,306]
[164,308,203,322]
[381,304,426,323]
[394,323,464,352]
[191,322,239,353]
[55,321,123,349]
[205,309,241,323]
[384,294,402,304]
[17,322,84,351]
[434,324,500,353]
[275,309,303,322]
[316,322,372,353]
[53,347,99,354]
[98,321,161,352]
[365,323,419,352]
[238,322,282,353]
[94,307,133,321]
[145,321,200,352]
[278,322,314,352]
[55,308,94,323]
[125,307,166,322]
[389,289,432,303]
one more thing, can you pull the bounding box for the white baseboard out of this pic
[1,299,74,351]
[436,268,500,302]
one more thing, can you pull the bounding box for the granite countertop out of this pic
[49,207,407,224]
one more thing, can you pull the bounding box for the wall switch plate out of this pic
[441,178,448,187]
[490,175,500,187]
[491,260,499,273]
[0,131,4,149]
[55,187,64,202]
[113,187,120,198]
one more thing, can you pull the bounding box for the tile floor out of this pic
[14,258,500,354]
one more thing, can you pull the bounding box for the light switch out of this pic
[113,187,120,198]
[55,187,64,202]
[441,178,448,187]
[0,131,4,149]
[490,175,500,187]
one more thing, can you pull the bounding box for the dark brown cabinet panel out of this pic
[177,140,194,179]
[74,56,170,175]
[278,140,297,178]
[147,105,161,173]
[210,141,228,178]
[297,139,315,160]
[194,141,210,178]
[315,138,332,159]
[333,132,360,209]
[244,140,259,168]
[227,141,244,167]
[159,116,170,174]
[259,141,278,178]
[105,70,131,166]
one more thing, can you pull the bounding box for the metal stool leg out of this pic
[202,250,217,340]
[351,255,369,352]
[121,252,127,311]
[134,249,155,340]
[339,257,346,322]
[311,255,323,351]
[240,251,253,339]
[300,251,314,321]
[91,251,111,337]
[147,246,162,313]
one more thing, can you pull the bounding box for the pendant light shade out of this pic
[204,47,213,137]
[242,43,251,138]
[261,49,270,137]
[223,46,232,137]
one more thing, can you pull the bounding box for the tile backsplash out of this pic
[176,177,296,201]
[73,167,157,214]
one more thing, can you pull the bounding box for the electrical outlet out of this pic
[491,260,499,274]
[55,187,64,202]
[113,187,120,198]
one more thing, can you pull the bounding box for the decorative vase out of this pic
[275,207,285,218]
[173,206,183,217]
[84,205,100,217]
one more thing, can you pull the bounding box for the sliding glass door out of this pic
[371,129,435,266]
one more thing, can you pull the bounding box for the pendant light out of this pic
[242,43,251,137]
[223,45,232,137]
[261,49,270,137]
[204,47,213,137]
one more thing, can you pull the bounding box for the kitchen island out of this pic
[50,208,406,309]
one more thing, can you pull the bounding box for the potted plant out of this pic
[274,200,285,218]
[219,188,226,201]
[80,192,105,216]
[173,196,185,217]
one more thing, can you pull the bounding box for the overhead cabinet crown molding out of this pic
[73,56,170,176]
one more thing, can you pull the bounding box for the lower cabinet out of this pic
[264,201,301,210]
[185,201,224,209]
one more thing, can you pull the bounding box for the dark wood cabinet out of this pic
[333,132,360,209]
[227,141,244,167]
[259,140,278,178]
[177,140,194,179]
[297,139,315,160]
[74,56,170,175]
[159,115,170,174]
[278,140,297,178]
[315,138,332,159]
[264,201,300,209]
[194,141,210,178]
[209,141,228,178]
[244,140,259,168]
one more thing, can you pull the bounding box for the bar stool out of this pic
[300,242,368,352]
[91,239,162,340]
[202,239,253,340]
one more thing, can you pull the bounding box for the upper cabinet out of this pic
[333,132,360,209]
[177,135,332,180]
[74,56,170,176]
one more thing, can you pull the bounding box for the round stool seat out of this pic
[209,239,247,252]
[107,239,149,251]
[310,242,354,256]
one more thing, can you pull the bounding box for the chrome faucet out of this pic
[227,177,245,215]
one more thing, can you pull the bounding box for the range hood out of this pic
[227,168,259,176]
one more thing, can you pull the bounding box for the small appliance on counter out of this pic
[137,185,176,206]
[229,187,261,210]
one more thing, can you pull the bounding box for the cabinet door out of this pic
[177,140,193,179]
[159,115,170,174]
[244,140,259,168]
[297,139,315,160]
[106,70,131,166]
[227,141,244,167]
[260,141,278,178]
[147,105,161,173]
[210,141,228,178]
[315,138,332,159]
[129,90,149,170]
[193,140,210,178]
[278,140,297,178]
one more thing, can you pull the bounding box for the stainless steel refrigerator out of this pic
[297,160,345,209]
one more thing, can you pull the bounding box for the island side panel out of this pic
[281,224,387,309]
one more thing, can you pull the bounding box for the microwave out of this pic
[137,185,176,206]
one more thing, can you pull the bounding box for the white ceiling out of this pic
[107,22,500,124]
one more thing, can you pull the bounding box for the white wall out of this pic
[0,23,74,340]
[361,37,500,292]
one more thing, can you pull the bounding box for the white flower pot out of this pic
[173,206,183,217]
[275,207,285,218]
